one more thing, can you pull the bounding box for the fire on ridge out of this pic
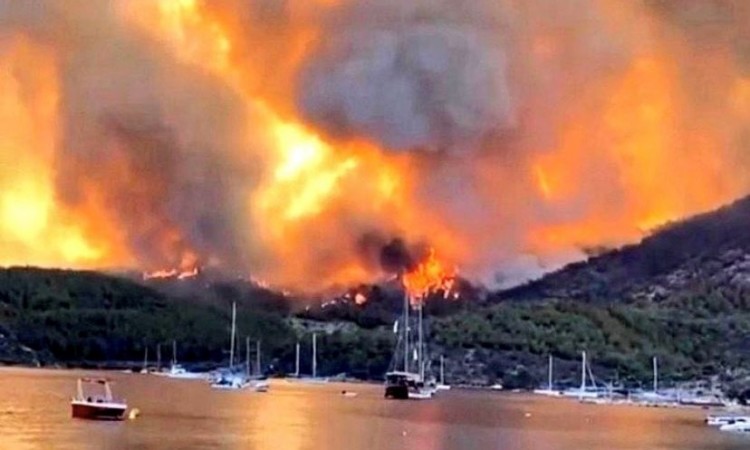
[1,0,750,291]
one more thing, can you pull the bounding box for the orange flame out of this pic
[403,249,458,303]
[2,1,750,292]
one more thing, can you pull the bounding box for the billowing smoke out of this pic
[1,0,750,290]
[0,0,265,270]
[297,0,516,152]
[356,233,429,275]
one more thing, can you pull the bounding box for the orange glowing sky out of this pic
[1,0,749,289]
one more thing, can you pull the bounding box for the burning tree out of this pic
[402,248,458,304]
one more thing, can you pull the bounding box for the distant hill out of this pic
[436,195,750,394]
[497,195,750,303]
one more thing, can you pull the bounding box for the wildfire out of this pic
[1,1,750,291]
[143,267,199,281]
[403,249,458,303]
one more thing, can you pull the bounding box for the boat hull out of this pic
[71,402,127,421]
[408,390,434,400]
[162,372,207,380]
[211,380,250,390]
[385,384,409,399]
[286,377,329,384]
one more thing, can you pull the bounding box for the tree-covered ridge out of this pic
[0,267,294,365]
[5,194,750,394]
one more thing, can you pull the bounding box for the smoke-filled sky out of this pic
[0,0,749,289]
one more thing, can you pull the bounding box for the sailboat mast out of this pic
[312,333,317,378]
[403,290,410,373]
[143,346,148,370]
[246,336,250,377]
[172,339,177,366]
[418,302,424,380]
[581,351,587,390]
[229,302,236,369]
[653,356,658,393]
[256,340,261,377]
[440,355,445,385]
[294,342,300,377]
[157,344,162,370]
[548,355,553,391]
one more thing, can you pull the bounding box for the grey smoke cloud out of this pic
[297,0,516,152]
[0,0,264,270]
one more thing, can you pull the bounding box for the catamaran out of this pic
[211,302,250,390]
[533,355,561,397]
[384,289,434,400]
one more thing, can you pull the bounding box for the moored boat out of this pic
[385,371,434,399]
[155,340,206,380]
[287,334,329,384]
[720,420,750,432]
[706,414,750,427]
[384,290,433,400]
[562,351,605,400]
[211,302,250,390]
[435,355,451,391]
[70,378,127,421]
[533,355,561,397]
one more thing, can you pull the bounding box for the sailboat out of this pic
[634,356,676,405]
[562,351,600,399]
[294,341,300,377]
[289,334,329,384]
[155,340,205,380]
[384,289,434,400]
[248,338,270,392]
[435,355,451,391]
[139,347,150,374]
[211,302,250,390]
[533,355,561,396]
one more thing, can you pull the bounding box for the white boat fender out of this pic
[128,408,140,420]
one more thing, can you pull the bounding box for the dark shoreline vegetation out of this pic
[5,196,750,399]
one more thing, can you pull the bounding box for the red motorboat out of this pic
[70,378,128,421]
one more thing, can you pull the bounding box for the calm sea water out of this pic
[0,367,747,449]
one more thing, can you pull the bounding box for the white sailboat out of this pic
[290,334,329,384]
[633,356,676,404]
[562,351,600,399]
[248,339,270,392]
[435,355,451,391]
[139,347,149,374]
[156,340,206,380]
[384,290,434,400]
[211,302,250,390]
[294,341,300,377]
[533,355,561,396]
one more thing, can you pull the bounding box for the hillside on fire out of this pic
[2,195,750,396]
